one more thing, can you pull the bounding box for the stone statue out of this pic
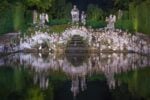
[45,13,49,23]
[81,11,86,25]
[71,5,79,24]
[39,13,45,25]
[33,10,38,24]
[105,14,116,30]
[118,9,123,20]
[39,13,49,26]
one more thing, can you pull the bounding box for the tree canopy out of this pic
[25,0,54,11]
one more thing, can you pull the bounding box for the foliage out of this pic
[115,19,134,32]
[25,0,54,11]
[13,3,26,32]
[49,24,70,33]
[48,0,71,19]
[113,0,150,34]
[114,0,147,10]
[48,19,70,26]
[87,4,104,21]
[63,3,72,19]
[114,0,130,10]
[0,1,14,35]
[87,20,106,29]
[129,1,150,34]
[0,1,32,34]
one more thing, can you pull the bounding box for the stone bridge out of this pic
[3,27,149,55]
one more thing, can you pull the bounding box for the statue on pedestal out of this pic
[39,13,49,26]
[118,9,123,20]
[39,13,45,25]
[71,5,79,25]
[105,14,116,30]
[45,13,49,23]
[81,11,86,26]
[33,10,38,24]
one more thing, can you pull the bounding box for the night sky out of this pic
[71,0,114,11]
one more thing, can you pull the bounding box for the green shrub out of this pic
[0,7,14,35]
[48,19,70,26]
[86,20,106,29]
[87,4,104,21]
[0,3,31,35]
[115,19,134,32]
[129,1,150,34]
[50,24,70,33]
[13,3,26,32]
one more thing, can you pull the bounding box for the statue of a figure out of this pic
[118,9,123,20]
[71,5,79,24]
[39,13,49,26]
[33,10,38,24]
[105,14,116,30]
[45,13,49,23]
[39,13,45,25]
[81,11,86,26]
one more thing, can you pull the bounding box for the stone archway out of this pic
[62,28,90,44]
[62,28,91,53]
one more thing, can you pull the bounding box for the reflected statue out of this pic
[71,76,79,97]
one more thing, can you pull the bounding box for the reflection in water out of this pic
[0,53,150,97]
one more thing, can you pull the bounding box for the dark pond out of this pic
[0,53,150,100]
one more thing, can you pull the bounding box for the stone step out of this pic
[66,35,89,53]
[69,41,85,44]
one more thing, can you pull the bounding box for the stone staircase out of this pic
[65,35,88,53]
